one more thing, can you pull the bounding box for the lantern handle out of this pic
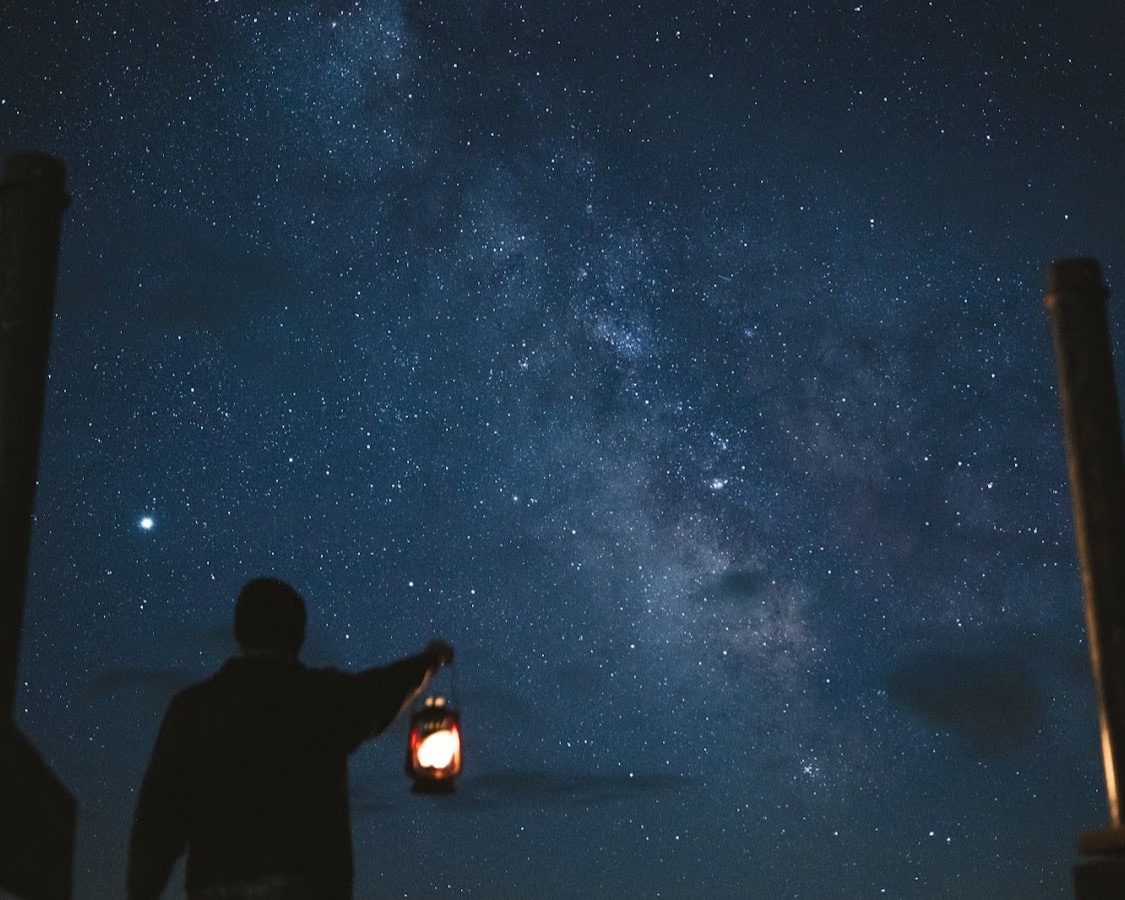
[420,654,459,709]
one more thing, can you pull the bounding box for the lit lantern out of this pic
[406,696,462,793]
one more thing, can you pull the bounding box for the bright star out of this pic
[139,517,154,530]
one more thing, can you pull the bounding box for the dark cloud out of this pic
[85,667,195,716]
[714,569,770,604]
[468,769,690,805]
[886,648,1049,756]
[146,226,296,334]
[87,666,193,697]
[452,683,539,730]
[67,208,298,336]
[354,768,691,816]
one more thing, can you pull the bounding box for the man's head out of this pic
[235,578,307,656]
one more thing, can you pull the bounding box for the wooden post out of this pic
[0,151,69,718]
[1044,258,1125,896]
[0,151,75,900]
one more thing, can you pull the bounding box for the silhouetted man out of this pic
[128,578,454,900]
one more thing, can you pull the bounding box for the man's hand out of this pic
[425,639,454,668]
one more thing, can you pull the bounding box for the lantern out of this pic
[406,695,462,793]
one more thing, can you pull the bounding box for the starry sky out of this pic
[4,1,1125,897]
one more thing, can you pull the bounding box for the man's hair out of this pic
[234,578,307,654]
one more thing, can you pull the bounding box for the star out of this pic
[6,1,1122,895]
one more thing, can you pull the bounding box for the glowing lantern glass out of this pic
[407,696,462,793]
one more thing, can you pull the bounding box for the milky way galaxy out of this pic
[4,2,1124,897]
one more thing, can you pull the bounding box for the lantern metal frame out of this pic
[406,666,462,793]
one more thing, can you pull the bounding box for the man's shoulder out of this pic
[180,659,356,700]
[170,659,372,711]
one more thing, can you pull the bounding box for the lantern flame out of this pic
[416,727,460,769]
[406,697,462,790]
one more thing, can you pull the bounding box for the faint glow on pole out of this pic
[1045,257,1125,827]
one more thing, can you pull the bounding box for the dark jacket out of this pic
[128,651,438,900]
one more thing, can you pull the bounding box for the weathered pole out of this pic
[1044,258,1125,897]
[0,152,68,719]
[0,152,75,900]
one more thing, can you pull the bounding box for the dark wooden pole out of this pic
[1044,258,1125,897]
[0,151,75,898]
[0,152,68,719]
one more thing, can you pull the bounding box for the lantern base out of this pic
[410,778,455,795]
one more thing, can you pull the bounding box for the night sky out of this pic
[4,1,1125,897]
